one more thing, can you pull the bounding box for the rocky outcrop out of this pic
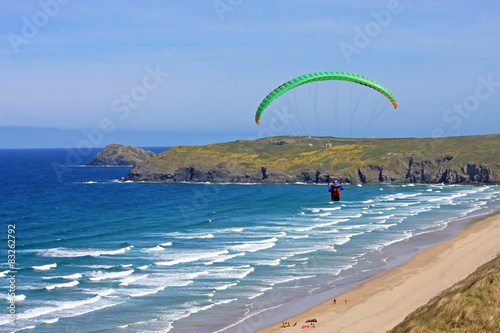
[124,158,497,185]
[88,144,155,166]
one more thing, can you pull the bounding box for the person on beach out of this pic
[328,180,344,201]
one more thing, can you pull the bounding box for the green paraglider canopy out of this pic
[255,71,397,125]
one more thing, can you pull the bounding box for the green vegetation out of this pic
[145,134,500,183]
[89,144,155,166]
[389,253,500,333]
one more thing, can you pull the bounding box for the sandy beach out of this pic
[258,212,500,333]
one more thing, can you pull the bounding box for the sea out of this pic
[1,148,499,333]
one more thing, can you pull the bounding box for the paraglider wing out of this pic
[255,71,398,125]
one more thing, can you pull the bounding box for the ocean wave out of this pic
[254,258,281,266]
[229,238,277,253]
[214,298,238,305]
[213,282,239,291]
[371,214,395,220]
[270,275,315,286]
[223,227,244,232]
[155,249,229,266]
[382,192,422,201]
[81,265,115,269]
[129,286,166,297]
[81,288,116,297]
[42,273,82,280]
[288,234,309,239]
[0,270,10,278]
[174,233,214,239]
[19,295,102,320]
[2,294,26,302]
[331,232,364,245]
[204,252,246,265]
[207,266,255,280]
[32,263,57,270]
[119,274,149,286]
[89,269,134,281]
[33,246,133,257]
[142,245,167,252]
[45,280,79,290]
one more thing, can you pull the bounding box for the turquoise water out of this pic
[1,148,499,333]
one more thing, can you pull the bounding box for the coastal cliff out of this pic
[88,144,155,166]
[123,135,500,184]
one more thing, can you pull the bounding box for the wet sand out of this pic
[258,212,500,333]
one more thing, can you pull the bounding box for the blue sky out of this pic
[1,0,499,148]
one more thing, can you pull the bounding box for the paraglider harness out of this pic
[328,180,344,201]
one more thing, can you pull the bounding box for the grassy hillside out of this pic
[389,253,500,332]
[156,135,498,170]
[125,134,500,183]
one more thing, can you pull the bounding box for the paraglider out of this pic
[328,180,344,201]
[255,71,397,125]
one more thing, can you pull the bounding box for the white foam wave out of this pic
[3,294,26,302]
[42,273,82,280]
[382,192,422,201]
[213,282,239,291]
[43,318,59,324]
[175,233,214,239]
[208,266,255,280]
[19,296,102,320]
[289,234,309,239]
[270,275,315,286]
[35,246,133,257]
[205,252,246,265]
[143,245,166,252]
[313,219,349,228]
[129,286,166,297]
[45,280,79,290]
[155,249,229,266]
[32,263,57,270]
[214,298,238,305]
[82,265,115,269]
[255,258,281,266]
[294,225,314,232]
[160,242,173,247]
[119,274,149,286]
[229,238,277,253]
[224,227,244,232]
[89,269,134,281]
[371,214,395,220]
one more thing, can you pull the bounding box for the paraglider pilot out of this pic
[328,180,344,201]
